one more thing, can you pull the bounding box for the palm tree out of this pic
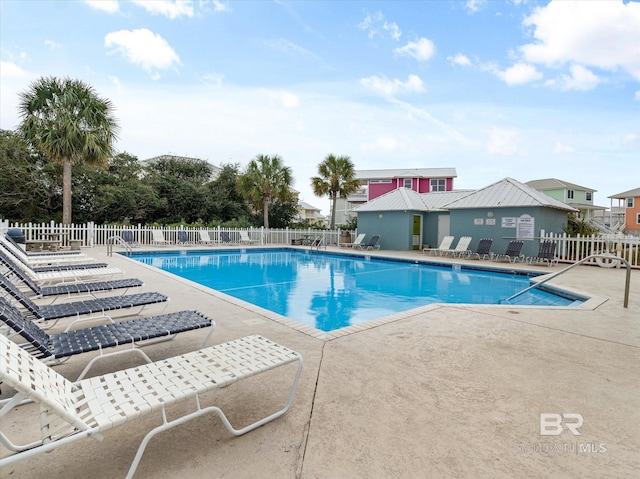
[18,76,119,224]
[311,154,360,229]
[238,154,293,228]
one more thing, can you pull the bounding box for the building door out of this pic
[437,214,450,246]
[412,215,422,250]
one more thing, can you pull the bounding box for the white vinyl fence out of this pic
[2,220,638,268]
[0,220,351,249]
[541,232,640,268]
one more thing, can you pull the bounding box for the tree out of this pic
[73,152,160,224]
[238,154,294,228]
[0,129,56,222]
[205,163,251,223]
[18,76,119,224]
[144,156,214,223]
[311,154,360,229]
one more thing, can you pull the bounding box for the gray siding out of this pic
[357,211,419,250]
[449,206,569,258]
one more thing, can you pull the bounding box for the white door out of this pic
[437,214,450,246]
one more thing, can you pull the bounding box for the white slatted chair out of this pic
[0,333,303,479]
[239,231,258,244]
[423,236,454,255]
[444,236,473,257]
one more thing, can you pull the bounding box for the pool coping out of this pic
[118,247,605,341]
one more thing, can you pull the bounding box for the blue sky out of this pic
[1,0,638,215]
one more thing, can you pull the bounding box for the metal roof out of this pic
[419,190,475,211]
[354,188,473,212]
[526,178,596,192]
[298,201,321,211]
[445,178,578,212]
[355,167,457,180]
[354,188,426,212]
[609,187,640,199]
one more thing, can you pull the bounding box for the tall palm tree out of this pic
[311,154,360,229]
[18,76,119,224]
[238,154,293,228]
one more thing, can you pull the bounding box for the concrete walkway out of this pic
[1,246,638,479]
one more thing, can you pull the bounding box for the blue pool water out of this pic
[129,249,583,332]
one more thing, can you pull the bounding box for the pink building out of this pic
[334,167,457,225]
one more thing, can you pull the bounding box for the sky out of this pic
[1,0,639,216]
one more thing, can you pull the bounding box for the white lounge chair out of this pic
[151,230,172,246]
[1,236,92,266]
[239,231,258,244]
[1,250,123,286]
[340,233,365,248]
[198,230,216,245]
[0,333,302,479]
[423,236,454,255]
[444,236,472,257]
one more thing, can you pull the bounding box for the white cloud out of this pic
[496,62,543,85]
[622,133,639,150]
[361,136,400,152]
[358,12,402,41]
[202,0,230,12]
[131,0,194,19]
[486,128,520,155]
[200,72,224,88]
[448,53,471,67]
[44,39,62,49]
[521,0,640,80]
[266,89,300,109]
[634,91,640,101]
[0,60,30,79]
[394,38,435,62]
[553,142,575,153]
[358,11,384,39]
[466,0,486,14]
[104,28,181,73]
[383,22,402,41]
[360,74,425,96]
[264,38,309,55]
[558,64,601,91]
[84,0,119,13]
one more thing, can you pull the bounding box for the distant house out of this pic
[296,201,326,226]
[525,178,604,221]
[354,178,577,256]
[334,167,457,226]
[608,187,640,235]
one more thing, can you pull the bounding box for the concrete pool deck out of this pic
[1,245,638,478]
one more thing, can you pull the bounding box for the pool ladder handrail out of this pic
[107,235,132,257]
[503,253,631,309]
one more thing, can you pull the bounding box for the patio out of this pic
[1,245,638,478]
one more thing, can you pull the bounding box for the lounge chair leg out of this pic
[124,355,302,479]
[75,347,153,381]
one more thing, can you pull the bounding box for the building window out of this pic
[403,178,412,188]
[567,190,574,200]
[586,192,592,201]
[627,197,634,208]
[370,179,392,184]
[430,179,446,192]
[637,213,640,225]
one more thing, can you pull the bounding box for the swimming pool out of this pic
[128,249,585,332]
